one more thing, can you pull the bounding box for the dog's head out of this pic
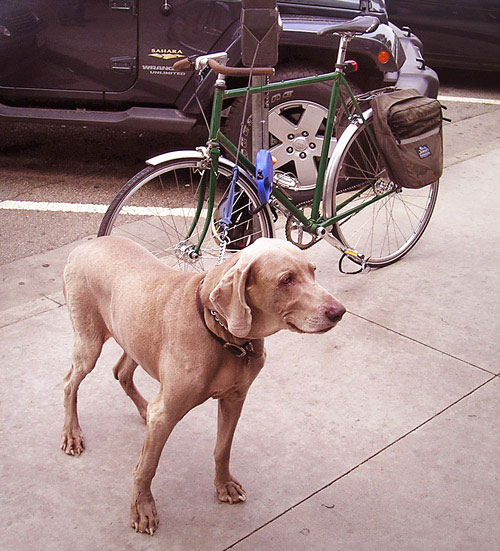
[209,238,345,339]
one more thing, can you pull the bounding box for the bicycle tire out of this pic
[98,152,275,272]
[323,110,439,268]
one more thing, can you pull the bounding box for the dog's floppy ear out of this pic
[209,255,253,338]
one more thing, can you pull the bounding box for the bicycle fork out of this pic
[185,77,227,258]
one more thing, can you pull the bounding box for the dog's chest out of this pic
[208,359,259,400]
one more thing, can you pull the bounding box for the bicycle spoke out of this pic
[99,157,273,272]
[330,117,438,266]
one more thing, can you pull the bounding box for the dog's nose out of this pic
[325,304,346,323]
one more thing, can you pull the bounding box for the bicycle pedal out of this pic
[339,249,368,274]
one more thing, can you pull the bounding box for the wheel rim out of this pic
[268,100,336,190]
[331,122,438,266]
[102,159,272,272]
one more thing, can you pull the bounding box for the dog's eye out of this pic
[280,275,293,287]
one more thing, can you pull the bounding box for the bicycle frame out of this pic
[189,64,386,254]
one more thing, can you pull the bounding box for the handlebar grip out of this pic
[208,59,274,77]
[173,57,275,76]
[172,58,194,71]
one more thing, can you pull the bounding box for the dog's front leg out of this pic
[130,390,192,535]
[214,397,248,504]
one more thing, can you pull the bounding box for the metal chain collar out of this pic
[216,225,230,266]
[209,307,228,330]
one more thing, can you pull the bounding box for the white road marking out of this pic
[438,95,500,105]
[0,200,108,213]
[0,200,202,217]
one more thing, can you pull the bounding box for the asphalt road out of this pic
[0,68,499,265]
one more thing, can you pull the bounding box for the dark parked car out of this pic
[387,0,500,71]
[0,0,438,185]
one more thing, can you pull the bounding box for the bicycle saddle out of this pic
[317,15,380,36]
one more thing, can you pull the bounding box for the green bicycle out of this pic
[98,16,438,273]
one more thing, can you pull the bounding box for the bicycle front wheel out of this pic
[98,152,275,272]
[324,112,439,268]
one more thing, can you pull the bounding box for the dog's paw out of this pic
[131,491,159,536]
[60,427,85,456]
[215,477,247,504]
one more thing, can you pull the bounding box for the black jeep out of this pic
[0,0,438,185]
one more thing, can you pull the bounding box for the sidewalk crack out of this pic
[348,311,495,376]
[222,373,499,550]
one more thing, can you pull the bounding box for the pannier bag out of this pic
[371,89,443,189]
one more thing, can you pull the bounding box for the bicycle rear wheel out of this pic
[98,152,274,272]
[324,112,438,268]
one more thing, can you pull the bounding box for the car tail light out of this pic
[378,50,390,64]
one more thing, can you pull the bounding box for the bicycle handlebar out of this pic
[172,57,275,77]
[172,57,194,71]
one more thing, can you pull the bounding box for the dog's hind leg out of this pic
[113,352,148,422]
[61,334,104,456]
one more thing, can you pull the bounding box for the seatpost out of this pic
[335,33,352,71]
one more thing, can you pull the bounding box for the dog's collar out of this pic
[195,279,257,359]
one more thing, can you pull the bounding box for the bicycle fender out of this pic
[146,151,258,190]
[146,150,205,166]
[322,108,373,214]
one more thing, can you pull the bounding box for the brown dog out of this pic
[61,236,345,535]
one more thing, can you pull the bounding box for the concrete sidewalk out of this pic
[1,148,499,551]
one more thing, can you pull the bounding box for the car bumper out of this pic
[384,23,439,98]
